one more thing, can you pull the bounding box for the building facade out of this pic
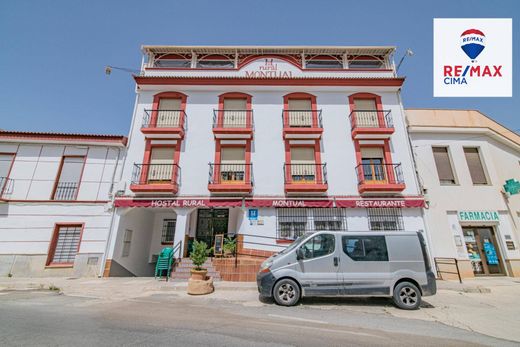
[105,45,428,277]
[407,109,520,278]
[0,131,126,277]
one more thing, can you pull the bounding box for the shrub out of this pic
[190,240,210,270]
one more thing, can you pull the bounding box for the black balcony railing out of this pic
[208,163,253,185]
[284,163,327,185]
[349,110,393,130]
[0,177,13,198]
[212,110,253,129]
[142,110,186,129]
[282,110,323,128]
[355,163,404,185]
[53,181,79,200]
[131,163,180,185]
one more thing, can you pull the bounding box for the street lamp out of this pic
[396,48,414,73]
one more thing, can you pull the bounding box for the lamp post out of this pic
[396,48,414,73]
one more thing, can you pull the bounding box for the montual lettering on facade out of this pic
[458,210,500,223]
[271,200,306,207]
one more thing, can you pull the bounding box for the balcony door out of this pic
[157,98,181,128]
[288,99,312,127]
[361,147,386,183]
[148,147,175,183]
[53,156,85,200]
[220,147,246,183]
[0,154,15,194]
[290,147,316,183]
[354,99,378,127]
[223,98,247,128]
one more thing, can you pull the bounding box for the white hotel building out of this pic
[104,45,428,279]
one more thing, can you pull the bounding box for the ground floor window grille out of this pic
[367,208,403,231]
[276,208,348,239]
[161,219,176,244]
[48,225,82,265]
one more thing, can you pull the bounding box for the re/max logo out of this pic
[443,65,502,85]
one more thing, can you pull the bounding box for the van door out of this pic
[339,235,391,295]
[297,233,341,295]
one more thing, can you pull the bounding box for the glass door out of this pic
[195,209,229,250]
[463,227,505,275]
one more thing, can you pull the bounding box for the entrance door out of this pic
[463,227,505,275]
[196,209,229,248]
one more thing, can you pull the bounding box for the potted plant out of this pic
[223,237,236,257]
[189,240,210,281]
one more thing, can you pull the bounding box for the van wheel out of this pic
[273,279,300,306]
[393,282,421,310]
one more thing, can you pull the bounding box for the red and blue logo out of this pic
[460,29,486,61]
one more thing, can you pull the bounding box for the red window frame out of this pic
[150,91,188,129]
[355,141,396,183]
[213,140,252,184]
[51,155,86,201]
[284,139,323,184]
[141,142,181,185]
[217,92,253,128]
[283,92,319,128]
[349,92,386,128]
[46,222,85,267]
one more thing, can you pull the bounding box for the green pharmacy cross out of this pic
[503,179,520,196]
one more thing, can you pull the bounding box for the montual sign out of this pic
[241,58,299,78]
[458,210,500,223]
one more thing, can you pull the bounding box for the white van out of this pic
[257,231,436,310]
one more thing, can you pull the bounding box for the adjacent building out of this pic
[0,131,126,277]
[105,45,429,277]
[407,109,520,278]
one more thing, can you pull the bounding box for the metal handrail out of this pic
[233,234,289,268]
[212,109,253,129]
[131,163,181,186]
[283,163,327,185]
[208,163,253,186]
[172,240,183,261]
[355,163,403,185]
[282,109,323,128]
[434,257,462,283]
[349,110,393,129]
[52,181,79,200]
[142,109,187,129]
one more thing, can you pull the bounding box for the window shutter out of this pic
[288,99,311,110]
[157,99,181,127]
[223,98,247,110]
[464,148,487,184]
[159,98,181,110]
[354,99,377,110]
[432,147,456,184]
[0,154,15,177]
[360,147,384,159]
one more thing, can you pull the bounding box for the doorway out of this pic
[196,209,229,249]
[463,227,505,276]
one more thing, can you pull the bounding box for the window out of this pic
[343,236,388,261]
[222,98,248,128]
[220,147,246,182]
[0,153,15,194]
[290,147,316,182]
[360,147,386,182]
[157,98,182,127]
[287,99,313,127]
[122,229,133,257]
[349,59,383,69]
[154,59,191,68]
[53,156,85,200]
[148,147,175,183]
[306,59,343,69]
[464,148,488,185]
[367,208,403,231]
[47,224,82,265]
[276,208,348,239]
[301,234,335,259]
[432,147,456,185]
[353,98,379,127]
[196,57,234,69]
[161,219,176,244]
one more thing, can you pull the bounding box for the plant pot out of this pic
[190,268,208,281]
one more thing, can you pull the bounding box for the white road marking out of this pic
[268,314,327,324]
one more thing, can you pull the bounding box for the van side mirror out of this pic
[296,248,304,260]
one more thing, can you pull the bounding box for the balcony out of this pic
[52,182,79,200]
[356,163,405,194]
[349,110,394,139]
[141,110,186,139]
[282,110,323,139]
[212,110,253,139]
[284,163,328,194]
[130,163,180,194]
[208,163,253,194]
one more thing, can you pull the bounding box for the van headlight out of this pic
[259,259,273,273]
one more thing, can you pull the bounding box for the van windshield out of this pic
[278,233,314,255]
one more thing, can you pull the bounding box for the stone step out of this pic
[174,267,219,273]
[170,272,221,281]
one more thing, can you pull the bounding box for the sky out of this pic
[0,0,518,136]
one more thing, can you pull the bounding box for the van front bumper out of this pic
[421,271,437,296]
[257,271,276,297]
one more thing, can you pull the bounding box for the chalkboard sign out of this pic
[214,234,224,256]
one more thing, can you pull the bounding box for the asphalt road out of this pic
[0,290,516,347]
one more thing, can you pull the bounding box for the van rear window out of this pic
[342,236,388,261]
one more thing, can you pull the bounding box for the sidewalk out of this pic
[1,276,520,342]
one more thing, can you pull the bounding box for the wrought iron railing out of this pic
[213,110,253,129]
[349,110,393,130]
[142,110,186,129]
[284,163,327,185]
[131,163,180,185]
[282,110,323,128]
[355,163,404,185]
[208,163,253,185]
[53,181,79,200]
[0,177,14,198]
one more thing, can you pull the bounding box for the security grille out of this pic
[51,225,81,264]
[367,208,404,231]
[161,219,176,243]
[276,208,348,240]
